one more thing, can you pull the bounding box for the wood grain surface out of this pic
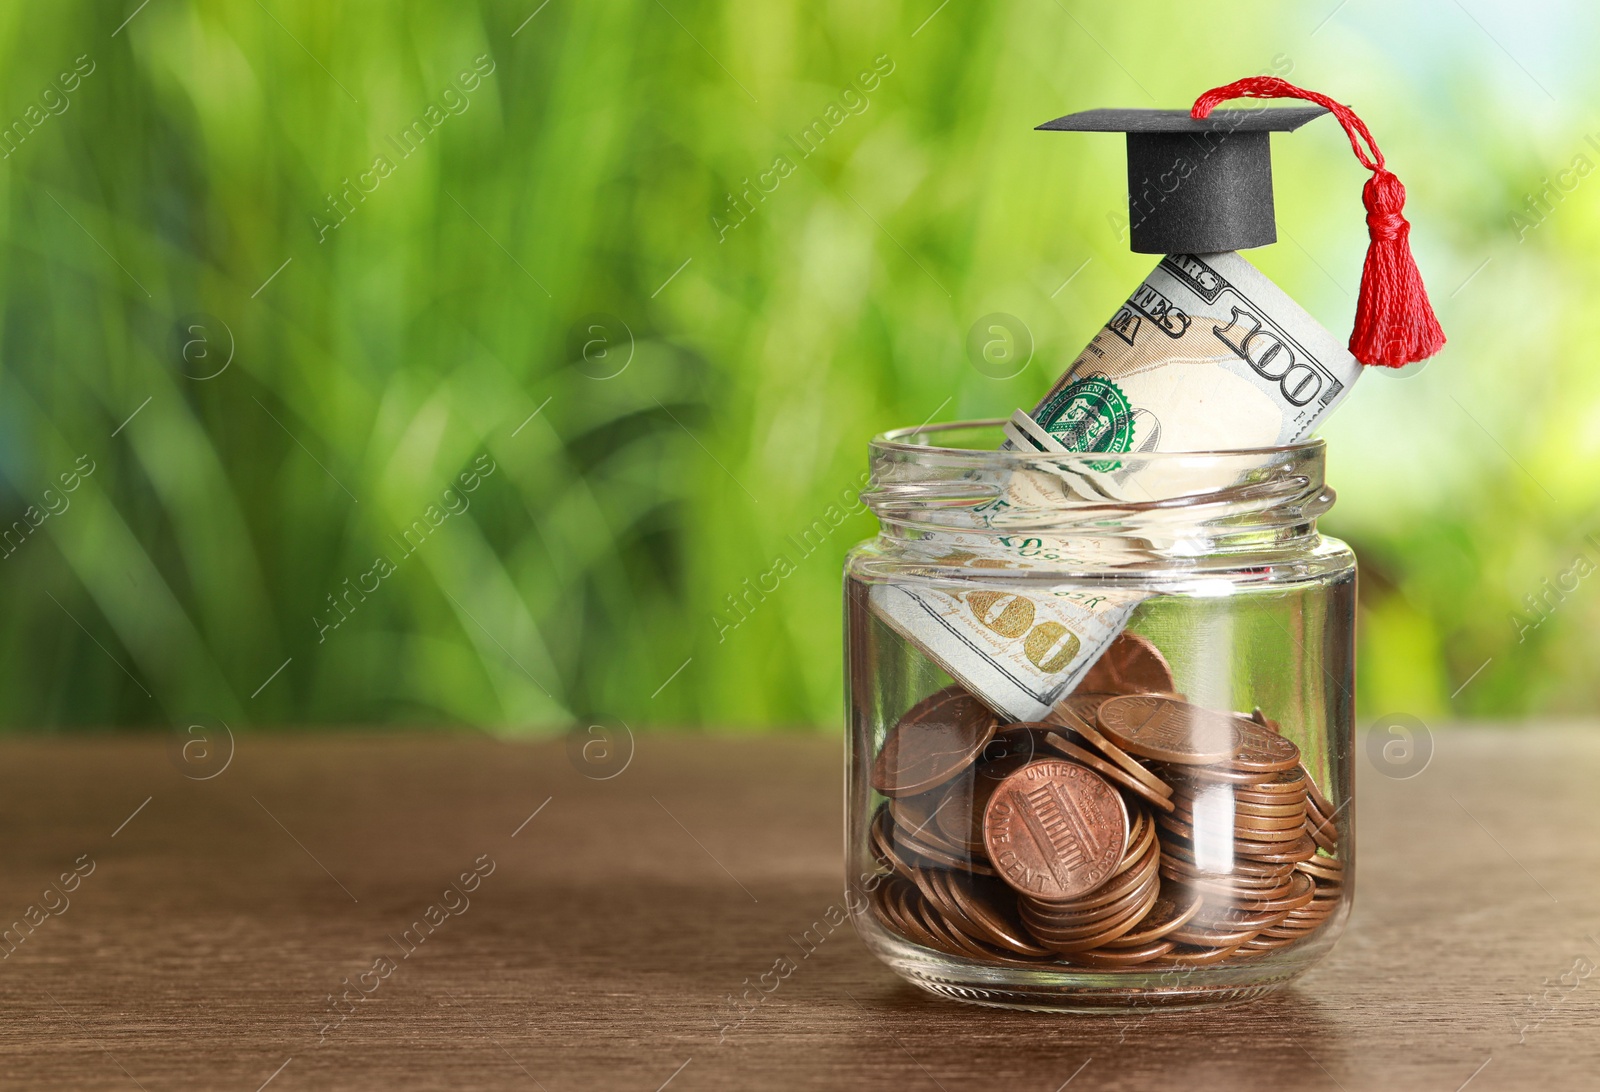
[0,727,1594,1090]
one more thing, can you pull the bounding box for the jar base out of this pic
[867,926,1340,1013]
[904,969,1295,1013]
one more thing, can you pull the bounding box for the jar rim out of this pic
[863,419,1333,550]
[873,418,1326,467]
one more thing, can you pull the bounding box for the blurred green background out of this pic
[0,0,1594,731]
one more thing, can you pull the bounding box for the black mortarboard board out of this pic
[1037,107,1329,254]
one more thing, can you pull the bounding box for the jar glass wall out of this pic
[844,422,1355,1011]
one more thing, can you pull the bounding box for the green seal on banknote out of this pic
[1034,376,1135,468]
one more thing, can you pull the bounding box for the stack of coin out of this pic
[1305,767,1340,853]
[864,633,1346,970]
[1233,756,1345,956]
[869,866,1055,963]
[1013,801,1164,958]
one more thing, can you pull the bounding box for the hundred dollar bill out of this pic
[868,550,1144,722]
[1013,250,1361,461]
[871,250,1361,720]
[938,249,1366,533]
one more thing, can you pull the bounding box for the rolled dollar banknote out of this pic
[1019,250,1360,454]
[870,250,1360,721]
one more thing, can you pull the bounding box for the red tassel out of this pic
[1191,77,1445,368]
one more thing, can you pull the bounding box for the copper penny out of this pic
[1160,854,1293,886]
[1307,821,1338,854]
[871,686,998,798]
[934,754,1028,853]
[1161,843,1291,877]
[1026,889,1159,947]
[983,760,1128,901]
[1232,941,1284,957]
[1258,925,1320,942]
[1231,719,1302,773]
[884,882,943,950]
[1282,904,1339,930]
[1305,800,1344,851]
[938,871,1054,957]
[1232,788,1309,809]
[1028,838,1159,919]
[1233,834,1317,864]
[1275,899,1337,928]
[1113,808,1157,881]
[1230,798,1310,819]
[1171,864,1292,903]
[1151,942,1243,966]
[1288,893,1342,918]
[1159,850,1291,880]
[1273,890,1337,915]
[869,806,903,871]
[1167,763,1279,787]
[1233,826,1313,847]
[1186,874,1295,906]
[1046,704,1175,799]
[1043,732,1176,814]
[1157,811,1302,847]
[888,788,955,846]
[877,804,995,877]
[905,859,958,919]
[1228,769,1309,801]
[1055,692,1114,726]
[1100,883,1205,948]
[980,724,1051,766]
[1185,914,1285,942]
[1159,854,1290,886]
[1161,859,1291,887]
[1301,764,1336,817]
[874,822,925,880]
[1166,921,1265,949]
[1240,930,1299,949]
[915,866,966,921]
[1021,866,1157,936]
[1097,695,1238,766]
[924,871,1018,961]
[1296,855,1344,883]
[1021,857,1160,929]
[1191,900,1289,928]
[1240,812,1315,834]
[1201,812,1313,837]
[906,889,983,957]
[1168,799,1307,828]
[1061,940,1175,967]
[896,823,997,875]
[1021,807,1153,914]
[1023,875,1159,951]
[914,889,1000,960]
[905,884,986,959]
[878,880,929,946]
[869,878,903,933]
[1172,866,1296,896]
[1073,632,1176,696]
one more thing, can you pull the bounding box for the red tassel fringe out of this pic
[1191,77,1446,368]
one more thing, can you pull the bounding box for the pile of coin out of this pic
[866,633,1343,968]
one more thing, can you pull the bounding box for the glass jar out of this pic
[844,421,1355,1011]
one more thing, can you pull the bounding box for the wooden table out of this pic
[0,728,1594,1090]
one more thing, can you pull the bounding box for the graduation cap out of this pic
[1036,106,1327,255]
[1037,77,1445,368]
